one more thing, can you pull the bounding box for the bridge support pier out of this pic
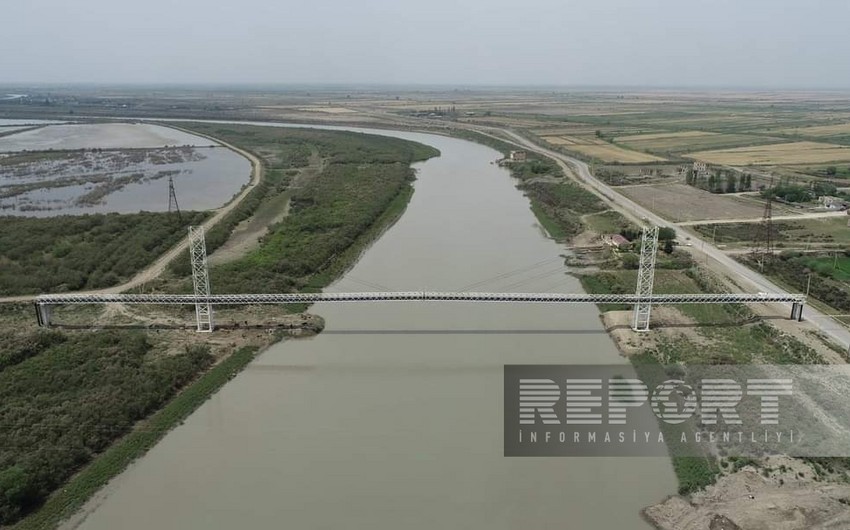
[791,302,804,322]
[35,303,52,327]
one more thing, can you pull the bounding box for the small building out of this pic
[509,150,527,162]
[603,234,631,249]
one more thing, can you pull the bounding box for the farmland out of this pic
[615,130,783,154]
[540,135,666,163]
[685,141,850,165]
[775,122,850,138]
[618,183,779,222]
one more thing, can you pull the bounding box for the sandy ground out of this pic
[644,458,850,530]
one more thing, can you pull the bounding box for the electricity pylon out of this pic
[188,226,213,332]
[632,225,659,332]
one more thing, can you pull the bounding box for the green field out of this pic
[798,255,850,281]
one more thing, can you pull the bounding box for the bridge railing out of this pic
[34,291,806,305]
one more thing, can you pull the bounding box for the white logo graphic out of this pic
[519,378,791,426]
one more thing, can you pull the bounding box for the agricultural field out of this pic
[540,135,666,163]
[775,122,850,138]
[614,130,782,154]
[685,141,850,166]
[619,183,780,222]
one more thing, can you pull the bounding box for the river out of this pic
[72,126,676,529]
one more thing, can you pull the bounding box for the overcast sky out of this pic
[3,0,849,88]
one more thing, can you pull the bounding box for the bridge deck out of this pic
[34,292,806,305]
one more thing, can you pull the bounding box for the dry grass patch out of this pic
[568,143,667,163]
[776,122,850,137]
[541,135,667,162]
[616,131,781,153]
[686,141,850,165]
[619,184,771,222]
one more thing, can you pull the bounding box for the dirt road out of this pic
[676,211,846,226]
[0,129,262,304]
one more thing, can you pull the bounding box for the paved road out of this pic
[0,129,263,304]
[482,126,850,350]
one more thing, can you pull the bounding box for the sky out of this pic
[2,0,849,88]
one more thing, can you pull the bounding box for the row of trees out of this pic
[686,169,752,194]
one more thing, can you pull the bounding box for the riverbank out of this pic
[450,127,850,529]
[2,125,438,529]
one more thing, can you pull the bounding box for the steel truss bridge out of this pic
[33,292,807,327]
[29,225,808,331]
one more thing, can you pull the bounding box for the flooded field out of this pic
[0,118,66,126]
[0,123,215,151]
[0,123,251,216]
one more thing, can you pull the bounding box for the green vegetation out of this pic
[10,343,262,530]
[521,181,606,239]
[164,124,438,294]
[0,330,213,525]
[761,181,843,203]
[583,210,632,234]
[686,169,752,194]
[0,125,440,528]
[0,211,207,295]
[692,217,850,248]
[743,252,850,313]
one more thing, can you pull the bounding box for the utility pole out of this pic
[168,176,182,221]
[751,196,773,271]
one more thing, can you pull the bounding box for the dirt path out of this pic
[676,211,846,226]
[0,126,263,303]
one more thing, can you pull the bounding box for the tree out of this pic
[663,239,674,254]
[826,166,837,176]
[658,227,676,241]
[725,173,736,193]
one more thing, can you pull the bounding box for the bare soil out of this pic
[644,458,850,530]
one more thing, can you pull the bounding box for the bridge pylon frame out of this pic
[188,226,214,332]
[632,225,659,332]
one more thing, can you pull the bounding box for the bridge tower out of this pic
[632,225,659,332]
[188,226,214,332]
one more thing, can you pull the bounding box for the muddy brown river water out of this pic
[71,126,676,529]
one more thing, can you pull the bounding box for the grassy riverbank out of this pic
[2,124,439,528]
[452,129,618,241]
[163,124,439,295]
